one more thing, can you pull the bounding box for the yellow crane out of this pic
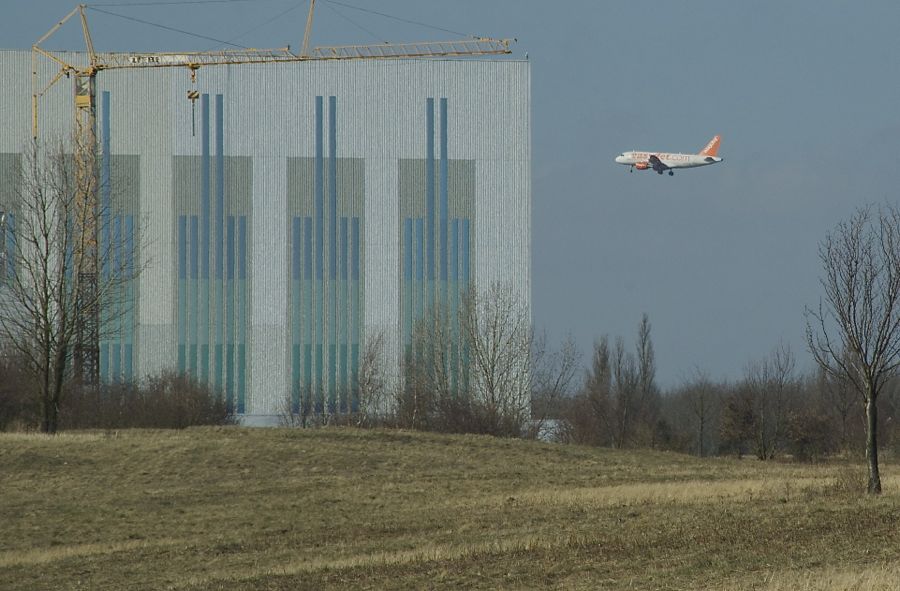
[32,2,513,383]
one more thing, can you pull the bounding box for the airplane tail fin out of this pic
[699,135,721,157]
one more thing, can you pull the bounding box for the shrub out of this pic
[61,372,235,429]
[0,354,38,431]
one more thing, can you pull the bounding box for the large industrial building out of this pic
[0,50,530,423]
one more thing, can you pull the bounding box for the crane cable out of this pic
[321,0,472,39]
[86,5,251,49]
[85,1,484,54]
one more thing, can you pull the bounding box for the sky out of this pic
[4,0,900,388]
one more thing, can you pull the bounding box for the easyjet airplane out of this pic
[615,135,723,176]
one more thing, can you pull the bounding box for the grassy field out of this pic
[1,427,899,590]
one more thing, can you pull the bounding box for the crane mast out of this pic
[32,2,513,385]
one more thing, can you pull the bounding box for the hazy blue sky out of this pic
[5,1,900,387]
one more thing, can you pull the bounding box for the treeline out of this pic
[552,325,900,461]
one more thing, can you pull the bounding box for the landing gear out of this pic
[629,166,633,173]
[668,170,674,176]
[657,170,663,175]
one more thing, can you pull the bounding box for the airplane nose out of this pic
[615,156,624,164]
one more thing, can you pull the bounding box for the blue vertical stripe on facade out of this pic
[101,91,111,280]
[415,218,424,281]
[101,92,111,281]
[237,213,247,413]
[340,217,348,281]
[112,214,122,381]
[124,344,133,381]
[214,94,224,391]
[415,217,424,331]
[225,215,234,410]
[461,219,470,282]
[304,217,313,279]
[403,218,412,346]
[124,216,134,277]
[451,219,459,282]
[178,216,187,280]
[190,215,199,372]
[100,344,109,381]
[404,218,413,281]
[315,96,324,280]
[200,96,211,382]
[178,215,186,371]
[440,98,448,283]
[112,343,121,381]
[426,98,435,282]
[238,216,246,280]
[352,217,360,281]
[5,214,14,280]
[226,216,235,280]
[328,96,338,406]
[292,217,302,280]
[113,215,122,282]
[340,216,348,400]
[329,96,337,281]
[201,94,210,280]
[238,344,246,413]
[125,215,134,381]
[190,216,199,280]
[215,95,224,281]
[291,216,302,412]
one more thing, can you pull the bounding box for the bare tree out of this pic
[528,331,578,439]
[0,138,138,433]
[461,283,533,433]
[685,369,718,457]
[575,336,614,446]
[356,327,388,427]
[611,335,639,447]
[398,304,455,430]
[744,343,797,460]
[400,283,551,437]
[816,364,859,452]
[806,205,900,494]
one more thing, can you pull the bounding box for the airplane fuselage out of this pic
[615,136,724,175]
[615,151,723,170]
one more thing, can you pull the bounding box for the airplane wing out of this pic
[648,154,669,172]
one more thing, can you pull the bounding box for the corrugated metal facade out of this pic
[0,51,531,422]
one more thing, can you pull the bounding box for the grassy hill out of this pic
[1,427,899,590]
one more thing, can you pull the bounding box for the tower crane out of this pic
[31,2,513,384]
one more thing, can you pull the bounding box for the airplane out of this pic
[615,135,723,176]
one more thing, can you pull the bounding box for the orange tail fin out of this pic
[699,135,721,157]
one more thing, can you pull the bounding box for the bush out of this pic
[0,354,38,431]
[61,372,235,429]
[785,410,838,462]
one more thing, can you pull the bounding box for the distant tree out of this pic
[400,283,540,437]
[610,314,659,447]
[684,369,719,458]
[743,344,797,460]
[356,328,389,427]
[528,331,579,440]
[0,139,139,434]
[579,336,614,446]
[564,315,660,448]
[719,388,755,457]
[461,283,533,434]
[815,364,859,452]
[806,205,900,494]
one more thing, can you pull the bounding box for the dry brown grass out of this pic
[1,427,898,590]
